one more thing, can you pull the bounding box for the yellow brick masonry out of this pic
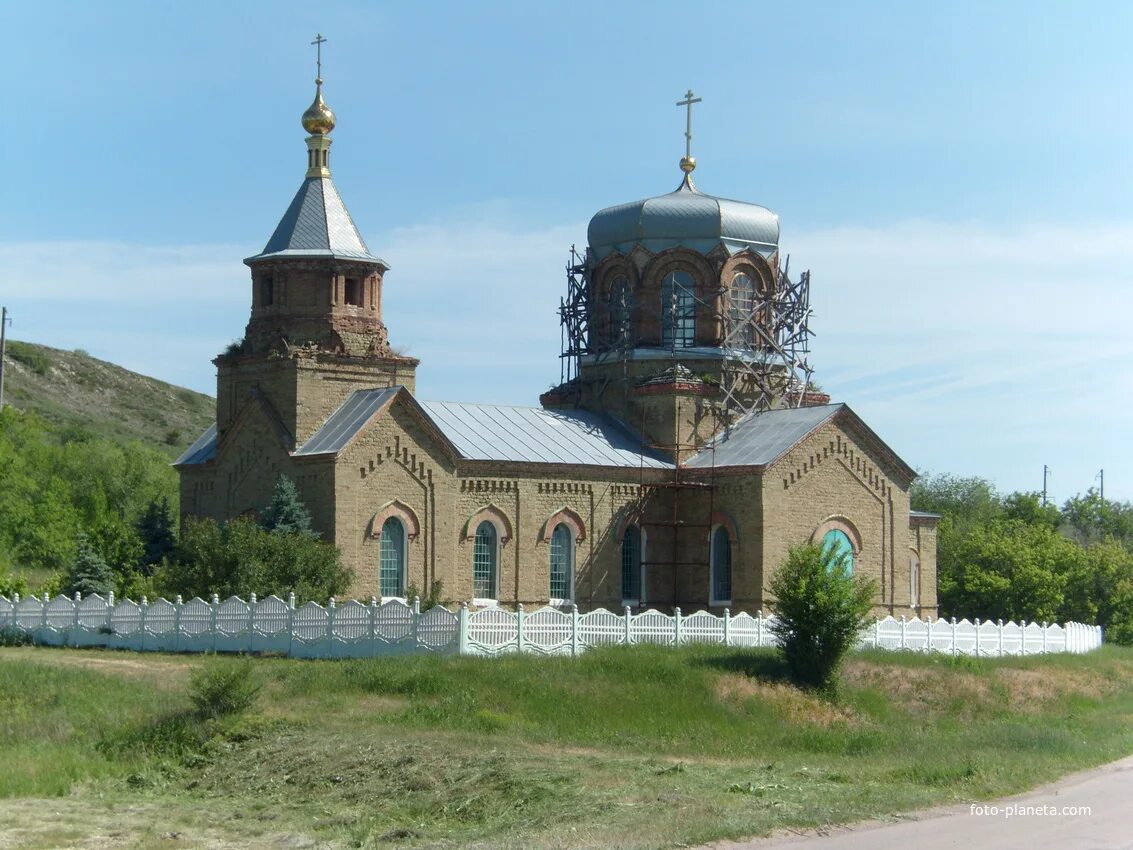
[183,387,937,615]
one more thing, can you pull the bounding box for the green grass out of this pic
[1,644,1133,849]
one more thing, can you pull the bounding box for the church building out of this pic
[176,68,938,617]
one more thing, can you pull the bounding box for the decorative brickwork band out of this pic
[540,507,586,544]
[369,500,421,541]
[462,504,512,544]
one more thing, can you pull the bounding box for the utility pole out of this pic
[1099,469,1105,502]
[1042,464,1049,507]
[0,307,9,410]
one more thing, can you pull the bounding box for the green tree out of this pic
[63,534,116,598]
[1061,489,1133,545]
[161,516,350,602]
[769,542,876,692]
[136,496,176,573]
[259,476,315,537]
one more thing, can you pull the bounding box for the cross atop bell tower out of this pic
[676,89,702,176]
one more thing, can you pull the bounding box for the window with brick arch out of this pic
[379,517,405,597]
[822,528,854,576]
[661,270,696,348]
[622,525,643,603]
[473,521,498,599]
[729,272,755,347]
[608,275,632,348]
[710,526,732,604]
[549,523,573,603]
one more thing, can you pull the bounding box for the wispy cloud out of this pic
[1,216,1130,500]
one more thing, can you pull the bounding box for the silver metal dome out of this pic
[587,178,780,261]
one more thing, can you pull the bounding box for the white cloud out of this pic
[1,216,1131,501]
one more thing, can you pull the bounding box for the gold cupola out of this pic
[302,79,336,135]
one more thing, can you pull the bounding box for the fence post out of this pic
[247,593,256,653]
[874,618,881,650]
[72,592,81,647]
[974,618,981,658]
[40,592,49,636]
[900,616,907,650]
[457,602,470,655]
[139,596,148,652]
[624,606,632,645]
[516,603,526,655]
[327,597,336,658]
[998,619,1005,657]
[723,608,731,647]
[174,595,183,652]
[210,594,219,652]
[570,603,580,657]
[674,607,682,646]
[287,592,296,658]
[369,596,378,655]
[925,615,933,654]
[411,596,421,652]
[106,591,114,639]
[756,609,764,648]
[1041,621,1049,654]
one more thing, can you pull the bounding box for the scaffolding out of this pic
[557,247,815,423]
[556,245,816,610]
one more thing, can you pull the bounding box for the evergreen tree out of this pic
[136,496,176,573]
[64,533,116,598]
[259,475,316,537]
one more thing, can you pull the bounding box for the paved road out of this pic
[709,754,1133,850]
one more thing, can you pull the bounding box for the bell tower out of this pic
[215,36,418,448]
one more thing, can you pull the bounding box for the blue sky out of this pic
[2,0,1130,502]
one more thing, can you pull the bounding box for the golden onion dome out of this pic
[301,80,336,135]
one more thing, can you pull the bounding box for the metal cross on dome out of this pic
[311,33,327,80]
[676,89,702,160]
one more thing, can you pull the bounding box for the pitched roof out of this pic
[174,423,218,466]
[294,387,400,456]
[417,400,671,468]
[684,404,843,469]
[244,177,387,265]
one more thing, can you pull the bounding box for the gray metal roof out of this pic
[245,177,387,265]
[910,510,943,519]
[588,178,780,261]
[685,404,843,469]
[418,400,672,467]
[174,423,218,466]
[295,387,399,456]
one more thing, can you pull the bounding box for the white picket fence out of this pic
[0,592,1103,658]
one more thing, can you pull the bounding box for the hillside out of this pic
[1,340,213,456]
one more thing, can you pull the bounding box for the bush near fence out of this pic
[0,593,1103,658]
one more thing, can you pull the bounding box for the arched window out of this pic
[621,525,643,603]
[821,529,854,575]
[910,551,920,608]
[549,523,573,602]
[608,275,632,348]
[661,270,696,348]
[729,272,755,348]
[379,517,406,597]
[473,520,498,600]
[710,526,732,604]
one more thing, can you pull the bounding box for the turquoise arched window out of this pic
[379,516,406,597]
[710,526,732,603]
[821,528,854,575]
[621,525,642,602]
[549,523,573,601]
[473,521,498,599]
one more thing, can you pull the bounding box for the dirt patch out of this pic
[714,673,856,727]
[0,647,195,689]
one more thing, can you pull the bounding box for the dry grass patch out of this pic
[714,673,856,727]
[994,666,1117,711]
[0,647,195,689]
[843,660,996,717]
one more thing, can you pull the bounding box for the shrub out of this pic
[6,341,51,376]
[63,534,116,598]
[769,542,876,692]
[189,659,261,719]
[404,580,446,611]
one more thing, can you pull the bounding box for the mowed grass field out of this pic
[2,644,1133,849]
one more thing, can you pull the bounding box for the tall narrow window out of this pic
[379,517,405,597]
[549,523,573,602]
[910,552,921,608]
[261,276,274,307]
[473,521,498,599]
[621,525,642,602]
[661,270,696,348]
[821,529,855,575]
[729,272,754,347]
[710,526,732,603]
[345,278,363,306]
[608,275,632,348]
